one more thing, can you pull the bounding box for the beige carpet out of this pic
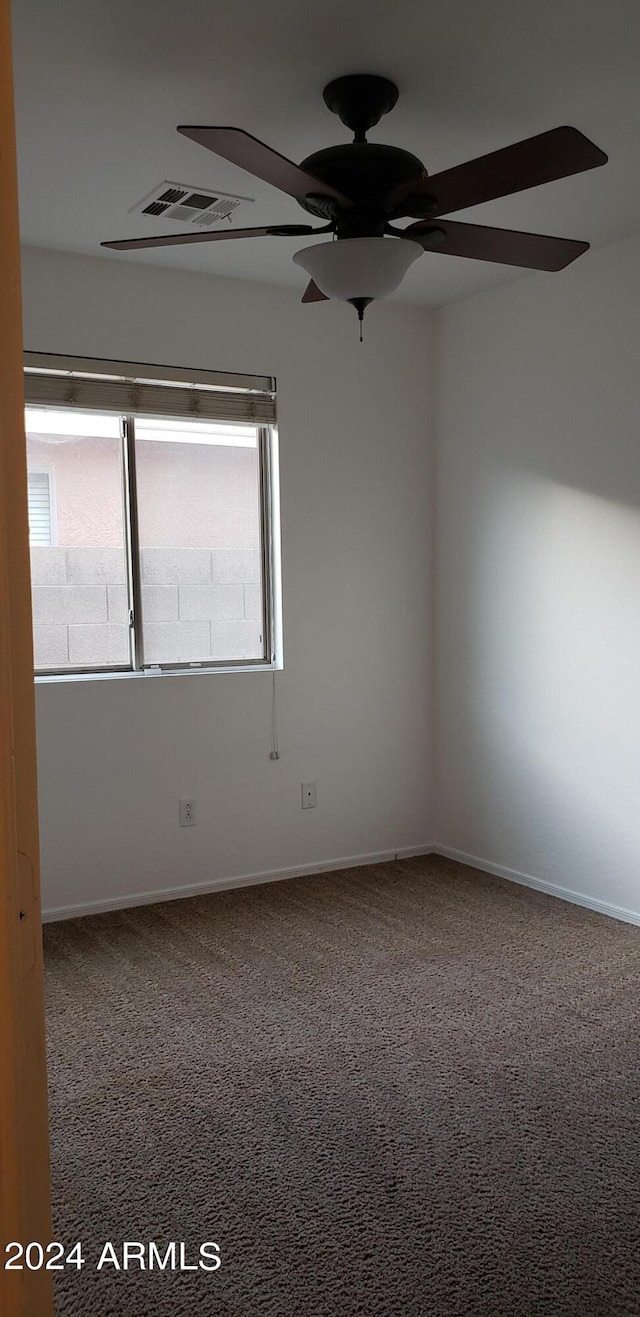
[44,855,640,1316]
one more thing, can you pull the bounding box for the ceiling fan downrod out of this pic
[322,74,400,144]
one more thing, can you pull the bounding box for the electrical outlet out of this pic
[179,797,197,827]
[301,781,316,809]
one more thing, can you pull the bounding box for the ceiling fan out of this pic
[102,74,607,336]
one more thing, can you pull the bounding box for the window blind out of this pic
[27,472,52,546]
[24,353,276,426]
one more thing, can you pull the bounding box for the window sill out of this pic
[35,661,282,685]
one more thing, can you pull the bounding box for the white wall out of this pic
[21,247,435,916]
[435,231,640,918]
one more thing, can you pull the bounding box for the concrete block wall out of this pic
[139,548,262,663]
[31,547,263,669]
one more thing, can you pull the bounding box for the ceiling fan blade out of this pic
[101,224,320,251]
[301,280,329,303]
[391,127,607,217]
[178,126,353,209]
[404,219,589,270]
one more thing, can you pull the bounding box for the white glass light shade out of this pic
[292,236,423,302]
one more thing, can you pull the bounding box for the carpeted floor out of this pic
[44,855,640,1316]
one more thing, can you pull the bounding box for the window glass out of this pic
[26,408,130,671]
[134,418,264,665]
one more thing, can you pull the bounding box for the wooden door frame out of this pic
[0,1,54,1313]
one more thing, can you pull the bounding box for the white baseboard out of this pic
[434,844,640,928]
[42,842,639,930]
[42,844,436,923]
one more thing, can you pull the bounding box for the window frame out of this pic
[25,355,281,681]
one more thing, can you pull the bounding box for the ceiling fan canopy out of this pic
[103,73,607,335]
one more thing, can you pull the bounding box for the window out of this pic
[25,354,279,677]
[27,471,54,546]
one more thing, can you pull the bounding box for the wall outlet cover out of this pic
[179,797,197,827]
[301,782,316,809]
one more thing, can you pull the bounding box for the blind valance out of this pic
[24,352,276,426]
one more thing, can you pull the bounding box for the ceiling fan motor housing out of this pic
[299,143,427,233]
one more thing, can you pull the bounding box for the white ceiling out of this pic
[11,0,640,307]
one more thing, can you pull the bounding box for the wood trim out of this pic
[0,2,54,1312]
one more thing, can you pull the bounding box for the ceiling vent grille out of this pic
[132,180,254,228]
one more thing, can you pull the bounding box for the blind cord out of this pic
[269,665,280,760]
